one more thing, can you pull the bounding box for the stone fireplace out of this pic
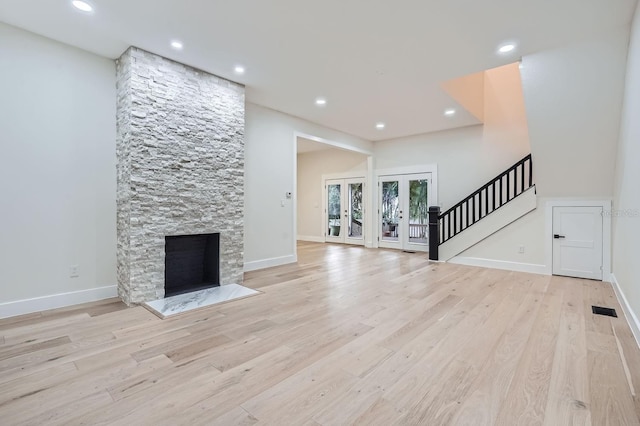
[116,47,244,305]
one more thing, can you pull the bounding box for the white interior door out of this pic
[378,173,431,252]
[552,206,603,280]
[325,178,365,245]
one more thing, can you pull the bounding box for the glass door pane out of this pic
[327,183,342,237]
[381,180,399,242]
[378,173,431,252]
[348,182,363,239]
[408,179,429,244]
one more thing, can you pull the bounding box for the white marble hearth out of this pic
[143,284,261,319]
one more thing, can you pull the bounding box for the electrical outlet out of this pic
[70,265,79,278]
[518,245,525,254]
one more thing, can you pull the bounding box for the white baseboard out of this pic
[0,285,118,319]
[244,254,297,272]
[448,256,548,275]
[609,273,640,349]
[297,235,325,243]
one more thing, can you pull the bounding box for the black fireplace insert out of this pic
[164,233,220,297]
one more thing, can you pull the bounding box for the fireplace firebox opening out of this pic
[164,233,220,297]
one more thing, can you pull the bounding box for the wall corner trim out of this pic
[0,285,118,320]
[609,273,640,349]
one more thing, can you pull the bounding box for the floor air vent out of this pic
[592,306,618,318]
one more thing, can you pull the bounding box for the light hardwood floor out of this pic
[1,241,640,425]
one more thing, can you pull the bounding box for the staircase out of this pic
[428,154,536,261]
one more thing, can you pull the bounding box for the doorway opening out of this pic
[294,133,373,252]
[324,178,365,245]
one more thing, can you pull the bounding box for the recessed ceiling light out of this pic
[376,122,386,130]
[315,98,327,106]
[170,40,183,50]
[71,0,93,12]
[234,65,245,75]
[498,43,517,54]
[444,109,456,117]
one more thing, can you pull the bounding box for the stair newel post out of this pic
[428,206,441,261]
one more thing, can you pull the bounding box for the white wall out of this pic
[459,201,546,266]
[244,103,372,269]
[1,16,634,318]
[297,149,368,240]
[613,3,640,331]
[375,63,530,211]
[0,25,374,307]
[0,23,117,309]
[460,28,630,274]
[522,27,629,198]
[442,70,485,122]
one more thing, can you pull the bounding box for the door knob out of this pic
[554,234,565,239]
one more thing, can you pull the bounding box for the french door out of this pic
[325,178,365,245]
[378,173,431,252]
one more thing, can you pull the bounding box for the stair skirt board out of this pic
[439,186,537,261]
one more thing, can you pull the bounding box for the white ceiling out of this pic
[0,0,636,141]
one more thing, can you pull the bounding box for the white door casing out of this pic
[552,206,603,280]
